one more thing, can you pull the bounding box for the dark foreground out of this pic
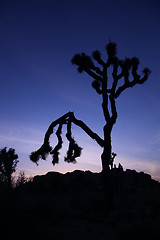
[1,169,160,240]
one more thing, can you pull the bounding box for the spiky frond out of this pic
[142,68,151,76]
[106,42,117,58]
[131,57,140,66]
[92,50,101,60]
[30,143,52,164]
[71,53,95,72]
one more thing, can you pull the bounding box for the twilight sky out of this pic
[0,0,160,180]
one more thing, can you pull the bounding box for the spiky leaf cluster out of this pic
[30,143,52,164]
[106,42,117,59]
[71,53,94,73]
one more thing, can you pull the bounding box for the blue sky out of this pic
[0,0,160,180]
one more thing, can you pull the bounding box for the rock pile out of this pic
[1,169,160,240]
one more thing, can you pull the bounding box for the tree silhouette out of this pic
[0,147,19,188]
[30,42,151,207]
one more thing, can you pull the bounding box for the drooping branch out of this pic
[70,113,104,147]
[50,123,63,165]
[30,112,70,164]
[43,112,69,146]
[30,112,104,165]
[65,118,82,163]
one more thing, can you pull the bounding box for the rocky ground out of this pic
[1,169,160,240]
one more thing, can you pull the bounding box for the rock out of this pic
[4,168,160,240]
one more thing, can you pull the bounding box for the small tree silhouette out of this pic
[16,171,29,187]
[0,147,19,188]
[30,42,151,207]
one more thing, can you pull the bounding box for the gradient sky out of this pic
[0,0,160,180]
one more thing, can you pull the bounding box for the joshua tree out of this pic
[0,147,19,188]
[30,42,151,207]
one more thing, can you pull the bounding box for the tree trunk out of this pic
[101,124,114,208]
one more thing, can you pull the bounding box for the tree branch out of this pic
[92,50,105,67]
[30,112,70,164]
[70,113,104,147]
[84,68,103,82]
[101,67,111,122]
[30,112,104,164]
[65,118,82,163]
[114,82,129,98]
[109,94,117,125]
[111,60,119,94]
[114,68,151,99]
[102,94,110,122]
[50,123,63,165]
[92,80,102,94]
[45,112,104,147]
